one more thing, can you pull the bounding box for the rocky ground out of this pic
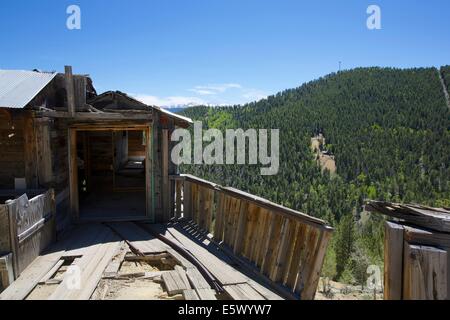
[315,278,383,300]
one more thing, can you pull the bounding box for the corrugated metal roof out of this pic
[0,70,57,108]
[156,106,193,124]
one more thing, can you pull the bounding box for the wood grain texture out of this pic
[403,243,447,300]
[384,221,404,300]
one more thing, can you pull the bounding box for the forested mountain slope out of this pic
[441,65,450,93]
[180,67,450,283]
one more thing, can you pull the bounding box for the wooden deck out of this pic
[0,221,283,300]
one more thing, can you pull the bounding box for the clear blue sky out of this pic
[1,0,449,107]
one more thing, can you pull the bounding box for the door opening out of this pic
[69,126,152,222]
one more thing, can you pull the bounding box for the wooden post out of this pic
[384,221,404,300]
[175,180,182,219]
[68,128,79,221]
[5,199,19,279]
[145,125,154,222]
[300,228,333,300]
[162,129,170,222]
[65,66,76,117]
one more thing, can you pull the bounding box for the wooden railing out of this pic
[170,174,333,300]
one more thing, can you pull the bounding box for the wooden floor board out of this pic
[107,222,170,253]
[224,283,266,300]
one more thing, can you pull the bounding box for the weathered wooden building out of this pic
[0,67,332,300]
[0,68,190,229]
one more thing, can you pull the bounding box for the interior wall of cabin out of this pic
[0,111,26,189]
[128,130,146,160]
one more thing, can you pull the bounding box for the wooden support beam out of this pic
[65,66,76,117]
[145,125,154,222]
[175,180,182,219]
[162,129,170,222]
[68,128,79,221]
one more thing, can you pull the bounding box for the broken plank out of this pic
[162,270,191,295]
[38,259,65,285]
[0,252,63,300]
[48,227,119,300]
[103,242,127,278]
[186,267,211,289]
[175,265,191,288]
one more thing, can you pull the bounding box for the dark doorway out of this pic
[76,129,147,220]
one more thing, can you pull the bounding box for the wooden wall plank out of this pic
[175,180,182,219]
[233,201,249,255]
[0,205,10,254]
[301,228,332,300]
[253,208,269,266]
[403,225,450,299]
[384,221,405,300]
[0,253,14,290]
[213,192,225,242]
[0,112,26,189]
[403,243,447,300]
[35,120,53,186]
[183,181,192,220]
[270,218,292,282]
[23,115,37,189]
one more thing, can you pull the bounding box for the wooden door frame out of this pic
[68,123,153,222]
